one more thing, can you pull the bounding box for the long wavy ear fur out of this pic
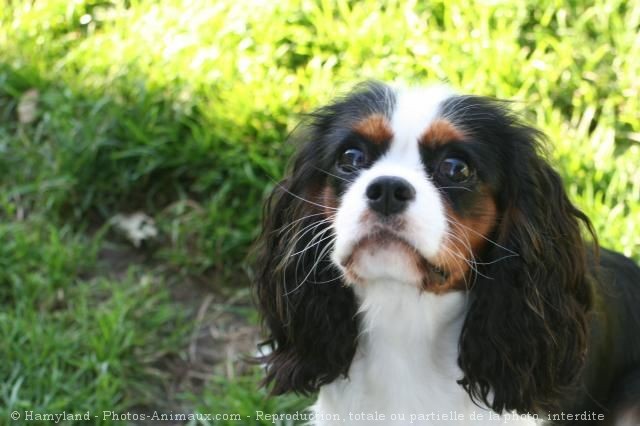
[252,131,359,395]
[457,116,596,413]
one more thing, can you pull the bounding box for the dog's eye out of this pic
[337,148,366,172]
[438,158,472,182]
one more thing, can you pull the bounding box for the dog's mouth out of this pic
[340,228,449,288]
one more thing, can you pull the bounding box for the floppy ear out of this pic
[457,128,595,413]
[253,140,359,395]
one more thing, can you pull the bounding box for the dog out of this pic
[254,82,640,425]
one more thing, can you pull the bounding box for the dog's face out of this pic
[256,81,593,412]
[308,85,503,293]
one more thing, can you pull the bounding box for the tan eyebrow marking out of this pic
[420,119,465,146]
[352,114,393,144]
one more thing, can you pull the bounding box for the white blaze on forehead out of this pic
[386,85,457,164]
[331,85,456,285]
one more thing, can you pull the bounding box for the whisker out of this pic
[444,212,518,256]
[292,230,335,257]
[440,243,474,288]
[443,227,492,280]
[446,218,519,268]
[290,223,333,286]
[313,166,351,183]
[285,241,336,296]
[274,182,338,211]
[281,220,332,247]
[473,254,519,265]
[276,212,330,235]
[438,185,473,192]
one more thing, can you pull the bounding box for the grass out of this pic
[0,219,189,420]
[0,0,638,424]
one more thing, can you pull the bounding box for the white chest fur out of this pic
[312,283,537,425]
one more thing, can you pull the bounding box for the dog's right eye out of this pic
[337,148,366,173]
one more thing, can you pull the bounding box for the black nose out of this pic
[365,176,416,216]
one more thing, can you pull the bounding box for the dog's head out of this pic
[254,82,594,412]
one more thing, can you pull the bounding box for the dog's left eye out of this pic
[438,158,472,182]
[337,148,366,173]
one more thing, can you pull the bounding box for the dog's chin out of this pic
[337,231,446,289]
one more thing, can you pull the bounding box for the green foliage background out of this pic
[0,0,638,424]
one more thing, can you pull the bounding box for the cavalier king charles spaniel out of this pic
[254,82,640,425]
